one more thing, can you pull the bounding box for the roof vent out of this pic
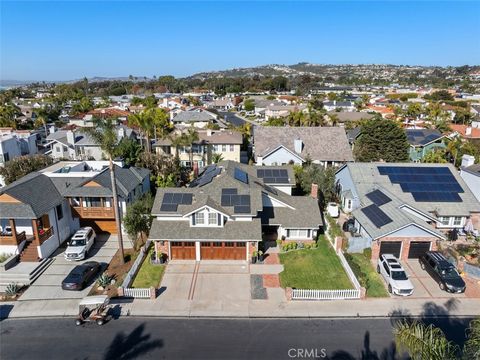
[294,139,303,154]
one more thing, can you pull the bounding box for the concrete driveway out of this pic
[19,234,118,301]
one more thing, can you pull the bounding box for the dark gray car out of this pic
[419,251,466,293]
[62,261,101,291]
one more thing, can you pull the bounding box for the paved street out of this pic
[2,317,473,360]
[18,234,118,301]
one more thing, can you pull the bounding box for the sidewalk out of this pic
[3,295,479,319]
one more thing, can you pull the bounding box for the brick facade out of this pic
[371,236,438,262]
[155,241,170,260]
[249,241,257,262]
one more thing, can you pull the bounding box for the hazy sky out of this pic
[1,1,479,81]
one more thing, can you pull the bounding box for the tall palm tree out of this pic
[130,108,171,153]
[393,320,458,360]
[83,117,125,263]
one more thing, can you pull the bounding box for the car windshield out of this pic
[441,267,459,278]
[391,271,408,280]
[70,239,86,246]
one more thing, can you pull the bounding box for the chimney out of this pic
[294,138,303,154]
[466,127,472,136]
[461,154,475,168]
[66,130,75,145]
[311,183,318,199]
[207,129,212,137]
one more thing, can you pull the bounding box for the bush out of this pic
[344,254,367,285]
[0,253,13,263]
[363,248,372,260]
[276,239,282,247]
[311,242,318,249]
[297,242,305,249]
[97,273,113,288]
[282,245,289,252]
[5,283,19,297]
[305,244,311,250]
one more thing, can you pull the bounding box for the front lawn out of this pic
[345,252,389,297]
[131,247,165,288]
[279,236,354,290]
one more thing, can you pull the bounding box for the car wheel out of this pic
[96,319,104,326]
[420,262,425,270]
[439,282,445,291]
[376,265,380,273]
[75,319,82,326]
[388,285,392,294]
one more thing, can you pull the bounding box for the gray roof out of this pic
[406,129,444,147]
[346,127,361,143]
[462,164,480,178]
[149,218,263,241]
[324,101,354,107]
[172,110,216,123]
[253,126,354,162]
[0,173,64,219]
[259,196,322,228]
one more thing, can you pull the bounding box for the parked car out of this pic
[327,202,339,218]
[377,254,414,296]
[64,227,96,261]
[62,261,101,291]
[419,251,466,293]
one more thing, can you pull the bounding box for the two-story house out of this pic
[405,129,446,162]
[149,161,322,261]
[171,109,226,129]
[336,163,480,262]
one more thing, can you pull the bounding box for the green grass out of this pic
[131,248,165,288]
[345,253,389,298]
[279,237,354,290]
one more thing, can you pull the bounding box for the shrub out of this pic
[97,273,113,288]
[297,242,305,249]
[305,243,311,250]
[276,239,282,247]
[344,254,367,285]
[5,283,19,297]
[282,245,289,252]
[0,253,13,263]
[363,248,372,260]
[311,242,318,249]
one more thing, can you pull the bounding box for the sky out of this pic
[1,1,479,81]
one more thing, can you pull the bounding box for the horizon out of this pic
[1,1,480,81]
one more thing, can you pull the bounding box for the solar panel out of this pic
[172,193,183,204]
[163,193,174,203]
[222,188,237,195]
[361,204,393,228]
[366,189,391,206]
[160,203,178,212]
[221,195,232,206]
[412,192,462,202]
[257,169,265,178]
[279,170,288,177]
[180,193,193,205]
[234,168,248,184]
[234,205,251,214]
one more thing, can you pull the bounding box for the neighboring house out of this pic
[460,155,480,202]
[336,163,480,262]
[0,173,79,261]
[264,104,307,121]
[323,101,356,112]
[327,112,374,126]
[251,99,284,117]
[171,109,225,129]
[149,161,321,262]
[346,127,361,151]
[46,126,136,160]
[405,129,446,162]
[0,129,38,166]
[450,124,480,140]
[154,129,243,168]
[253,126,354,167]
[39,160,150,234]
[208,98,235,111]
[364,105,395,119]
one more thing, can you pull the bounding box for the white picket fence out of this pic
[337,249,362,290]
[123,287,153,299]
[122,240,151,288]
[292,288,360,300]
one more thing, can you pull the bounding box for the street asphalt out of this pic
[0,317,473,360]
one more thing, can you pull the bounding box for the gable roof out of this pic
[253,126,354,162]
[0,173,64,218]
[406,129,444,146]
[172,110,216,123]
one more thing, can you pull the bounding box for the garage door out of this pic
[80,220,117,234]
[408,241,431,259]
[379,241,402,258]
[201,242,246,260]
[171,242,196,260]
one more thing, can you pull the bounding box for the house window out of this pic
[85,197,102,207]
[438,217,449,226]
[208,212,217,225]
[453,217,462,226]
[287,229,309,238]
[222,145,227,152]
[347,200,352,210]
[195,212,204,225]
[213,145,218,152]
[2,152,9,162]
[229,145,234,152]
[56,204,64,220]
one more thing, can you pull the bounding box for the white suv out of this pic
[64,227,96,261]
[377,254,414,296]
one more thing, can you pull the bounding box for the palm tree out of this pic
[130,108,171,153]
[393,320,458,360]
[83,117,125,263]
[184,127,199,168]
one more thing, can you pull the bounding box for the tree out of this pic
[83,117,126,263]
[123,194,154,249]
[297,165,337,210]
[212,153,224,164]
[155,173,177,188]
[425,90,454,101]
[114,138,142,166]
[244,98,255,112]
[422,149,448,163]
[354,119,409,162]
[0,102,21,127]
[72,97,94,114]
[130,108,171,152]
[0,154,53,185]
[135,151,184,185]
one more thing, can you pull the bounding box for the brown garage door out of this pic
[379,241,402,258]
[171,241,196,260]
[408,241,431,259]
[80,219,117,234]
[201,242,246,260]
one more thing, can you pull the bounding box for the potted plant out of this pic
[258,250,264,262]
[251,251,258,264]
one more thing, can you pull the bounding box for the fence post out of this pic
[150,287,156,299]
[117,287,124,297]
[285,287,293,301]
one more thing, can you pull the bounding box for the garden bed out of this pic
[344,251,388,298]
[279,236,353,290]
[131,247,166,288]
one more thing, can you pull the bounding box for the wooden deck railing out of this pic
[72,207,115,219]
[38,227,53,243]
[0,231,26,245]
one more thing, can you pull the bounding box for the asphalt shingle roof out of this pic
[406,129,444,146]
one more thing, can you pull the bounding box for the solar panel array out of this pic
[366,189,391,206]
[256,169,289,184]
[160,192,193,212]
[234,168,249,184]
[360,204,393,228]
[189,165,221,187]
[378,166,463,203]
[221,188,251,214]
[406,130,442,146]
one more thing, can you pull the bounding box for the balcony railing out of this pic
[72,206,115,219]
[38,227,53,244]
[0,231,26,245]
